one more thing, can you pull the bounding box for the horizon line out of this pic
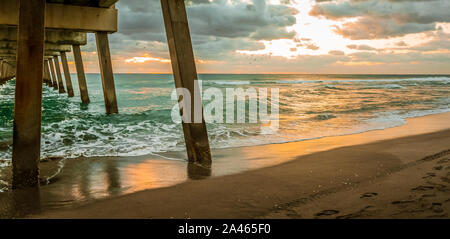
[82,72,450,75]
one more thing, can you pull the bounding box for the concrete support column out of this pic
[0,60,4,81]
[5,64,9,79]
[41,62,46,85]
[44,60,53,87]
[43,60,51,86]
[53,56,66,94]
[46,62,52,86]
[10,65,14,79]
[72,45,90,104]
[60,52,74,97]
[10,65,15,79]
[49,58,58,90]
[3,63,9,79]
[0,60,3,79]
[0,61,6,84]
[161,0,212,164]
[12,0,46,189]
[95,32,118,114]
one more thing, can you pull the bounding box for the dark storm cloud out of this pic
[310,0,450,39]
[333,17,436,39]
[187,0,211,4]
[116,0,297,41]
[116,0,165,42]
[111,0,298,60]
[191,36,266,60]
[187,0,297,40]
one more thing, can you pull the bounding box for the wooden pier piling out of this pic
[43,59,51,86]
[49,58,58,90]
[60,51,74,97]
[72,44,90,104]
[5,64,8,80]
[53,56,66,94]
[44,59,53,87]
[12,0,46,189]
[1,62,7,81]
[96,32,118,114]
[0,61,16,83]
[161,0,212,164]
[0,60,4,82]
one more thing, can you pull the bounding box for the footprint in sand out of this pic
[440,176,450,184]
[360,192,378,198]
[423,173,436,179]
[421,194,436,198]
[392,200,415,205]
[426,182,448,192]
[315,209,339,217]
[431,203,444,213]
[412,185,434,191]
[336,206,375,219]
[434,166,443,171]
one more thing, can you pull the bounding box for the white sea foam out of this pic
[275,76,450,84]
[0,75,449,165]
[363,84,406,89]
[212,81,251,85]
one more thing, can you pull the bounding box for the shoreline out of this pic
[21,112,450,218]
[2,74,449,165]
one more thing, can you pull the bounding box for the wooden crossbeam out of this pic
[0,41,72,52]
[0,27,87,45]
[99,0,119,8]
[46,30,88,45]
[46,0,118,8]
[0,1,118,32]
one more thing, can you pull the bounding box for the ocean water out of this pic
[0,74,449,165]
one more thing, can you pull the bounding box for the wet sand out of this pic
[23,112,450,219]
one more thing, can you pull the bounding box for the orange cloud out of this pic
[336,61,384,66]
[125,55,171,64]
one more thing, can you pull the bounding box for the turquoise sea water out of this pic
[0,74,449,164]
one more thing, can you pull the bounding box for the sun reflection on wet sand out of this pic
[120,159,187,193]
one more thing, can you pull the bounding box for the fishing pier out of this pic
[0,0,211,190]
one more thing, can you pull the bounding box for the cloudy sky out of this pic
[76,0,450,74]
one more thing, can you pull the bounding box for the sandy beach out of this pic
[13,112,447,219]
